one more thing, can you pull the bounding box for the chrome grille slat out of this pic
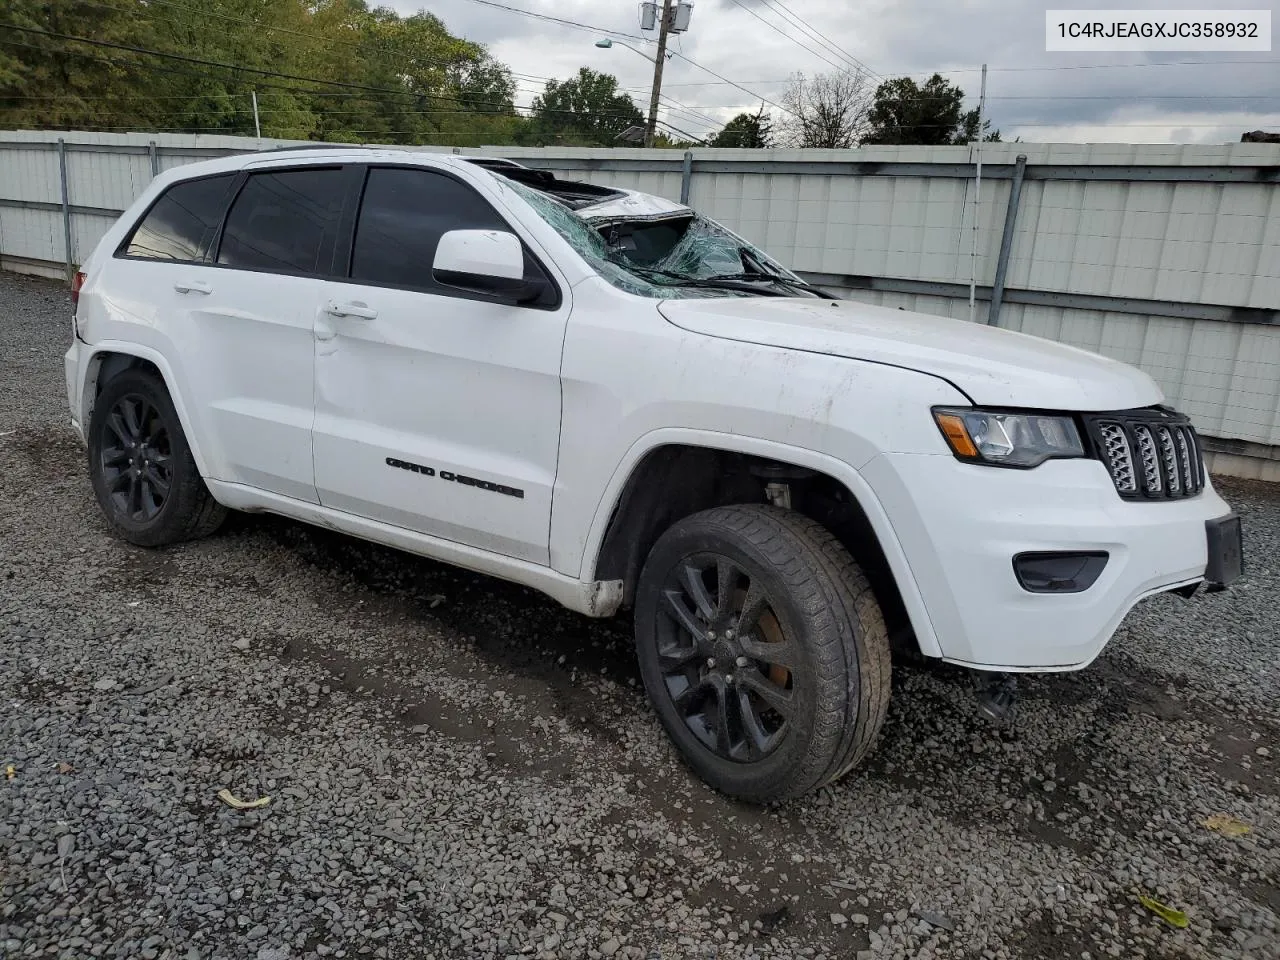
[1133,425,1162,494]
[1086,410,1204,501]
[1184,425,1204,492]
[1157,426,1181,495]
[1097,423,1136,493]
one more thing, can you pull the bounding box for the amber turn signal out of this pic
[934,412,978,458]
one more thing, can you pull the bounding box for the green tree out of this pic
[144,0,318,138]
[709,105,773,148]
[523,67,643,146]
[0,0,529,146]
[0,0,163,130]
[863,74,1000,145]
[651,132,698,148]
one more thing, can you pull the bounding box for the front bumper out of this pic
[863,452,1234,671]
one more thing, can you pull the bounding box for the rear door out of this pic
[311,163,569,564]
[192,164,354,501]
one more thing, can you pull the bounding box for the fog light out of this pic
[1013,551,1108,593]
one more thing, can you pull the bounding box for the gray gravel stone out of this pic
[1,270,1277,960]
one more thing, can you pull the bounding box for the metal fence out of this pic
[3,129,1279,479]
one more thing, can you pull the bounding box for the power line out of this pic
[67,0,555,85]
[14,83,1279,112]
[0,30,535,115]
[655,119,708,144]
[630,56,1279,90]
[445,0,792,117]
[0,24,439,99]
[758,0,881,79]
[453,0,648,42]
[988,57,1280,73]
[665,51,794,116]
[1,80,715,135]
[1,35,700,139]
[722,0,854,75]
[658,95,720,127]
[0,37,686,139]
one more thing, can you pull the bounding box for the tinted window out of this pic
[217,168,345,274]
[350,167,511,290]
[123,174,235,262]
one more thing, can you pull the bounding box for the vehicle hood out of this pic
[657,296,1163,411]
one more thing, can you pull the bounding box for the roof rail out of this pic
[251,143,384,154]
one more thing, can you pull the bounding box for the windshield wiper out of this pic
[716,246,837,299]
[607,256,787,296]
[707,270,836,299]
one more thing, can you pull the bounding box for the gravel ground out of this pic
[1,270,1276,960]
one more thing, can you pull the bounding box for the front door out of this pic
[312,164,569,565]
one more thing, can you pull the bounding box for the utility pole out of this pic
[967,63,987,324]
[251,89,261,139]
[644,0,674,148]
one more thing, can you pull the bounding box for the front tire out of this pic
[634,504,891,804]
[87,368,226,547]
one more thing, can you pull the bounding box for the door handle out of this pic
[325,299,378,320]
[173,279,212,295]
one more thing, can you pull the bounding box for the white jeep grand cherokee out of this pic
[65,147,1243,803]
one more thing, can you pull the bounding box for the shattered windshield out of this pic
[617,214,800,282]
[502,178,796,300]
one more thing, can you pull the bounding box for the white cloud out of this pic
[390,0,1280,143]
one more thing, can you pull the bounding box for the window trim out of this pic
[211,164,355,279]
[334,163,563,312]
[112,170,241,265]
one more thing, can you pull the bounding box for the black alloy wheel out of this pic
[98,392,173,524]
[635,504,892,803]
[88,367,227,547]
[655,552,796,763]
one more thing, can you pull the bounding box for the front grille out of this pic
[1083,408,1204,501]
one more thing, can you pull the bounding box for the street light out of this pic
[594,18,674,148]
[594,38,659,63]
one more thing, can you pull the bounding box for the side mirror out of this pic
[433,229,543,303]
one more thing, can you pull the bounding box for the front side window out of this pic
[350,167,507,290]
[217,168,345,274]
[122,174,236,262]
[347,167,556,306]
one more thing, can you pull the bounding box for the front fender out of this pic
[574,427,944,659]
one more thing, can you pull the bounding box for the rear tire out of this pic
[88,368,226,547]
[634,504,891,803]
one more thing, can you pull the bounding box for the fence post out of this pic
[148,139,159,178]
[987,153,1027,327]
[56,137,74,282]
[680,150,693,205]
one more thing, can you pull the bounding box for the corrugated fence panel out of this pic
[70,212,120,265]
[1,207,62,263]
[0,144,62,205]
[65,146,152,213]
[3,130,1280,459]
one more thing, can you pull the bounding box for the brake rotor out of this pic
[733,587,790,688]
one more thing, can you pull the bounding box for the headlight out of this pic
[932,407,1084,468]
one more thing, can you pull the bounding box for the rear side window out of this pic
[217,168,345,274]
[350,167,511,290]
[122,174,235,262]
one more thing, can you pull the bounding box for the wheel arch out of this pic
[82,344,213,479]
[582,430,942,659]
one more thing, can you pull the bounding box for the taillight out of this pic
[71,270,86,308]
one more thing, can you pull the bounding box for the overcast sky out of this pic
[387,0,1280,144]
